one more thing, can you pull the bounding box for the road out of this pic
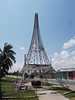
[32,78,75,87]
[7,75,75,87]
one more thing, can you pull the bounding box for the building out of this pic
[57,68,75,80]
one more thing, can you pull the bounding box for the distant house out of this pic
[57,68,75,80]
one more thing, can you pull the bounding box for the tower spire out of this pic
[34,13,39,28]
[26,13,49,65]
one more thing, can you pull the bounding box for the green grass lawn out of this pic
[50,87,75,100]
[41,82,56,86]
[1,76,38,100]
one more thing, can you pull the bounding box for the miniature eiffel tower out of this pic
[22,13,54,74]
[27,13,49,65]
[23,13,68,87]
[15,13,68,92]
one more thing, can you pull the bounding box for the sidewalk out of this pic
[37,90,70,100]
[26,82,70,100]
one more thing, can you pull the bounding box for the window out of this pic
[69,72,73,77]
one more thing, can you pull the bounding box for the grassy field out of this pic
[1,76,75,100]
[1,77,38,100]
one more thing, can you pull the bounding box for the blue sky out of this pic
[0,0,75,72]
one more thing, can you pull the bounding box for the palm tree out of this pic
[0,43,16,100]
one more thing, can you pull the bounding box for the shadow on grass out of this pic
[50,87,70,90]
[1,79,10,82]
[41,82,56,86]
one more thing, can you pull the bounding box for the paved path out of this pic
[25,82,70,100]
[36,88,70,100]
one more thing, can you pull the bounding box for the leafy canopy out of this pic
[0,43,16,78]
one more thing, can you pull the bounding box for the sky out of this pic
[0,0,75,72]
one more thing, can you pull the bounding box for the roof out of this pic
[58,68,75,72]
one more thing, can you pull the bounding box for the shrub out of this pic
[31,81,41,86]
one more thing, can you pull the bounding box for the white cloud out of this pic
[60,50,69,58]
[52,37,75,70]
[52,50,75,71]
[71,51,75,54]
[20,47,25,50]
[52,57,75,71]
[63,37,75,49]
[9,63,23,72]
[72,56,75,60]
[54,52,59,57]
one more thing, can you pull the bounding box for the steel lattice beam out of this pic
[26,13,49,65]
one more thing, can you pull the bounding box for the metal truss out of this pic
[26,13,49,66]
[18,13,68,90]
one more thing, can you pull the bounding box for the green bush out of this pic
[31,81,41,86]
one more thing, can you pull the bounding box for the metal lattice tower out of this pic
[15,13,68,92]
[26,13,49,65]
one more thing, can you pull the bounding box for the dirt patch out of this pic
[71,97,75,100]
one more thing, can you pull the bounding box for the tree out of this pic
[0,43,16,99]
